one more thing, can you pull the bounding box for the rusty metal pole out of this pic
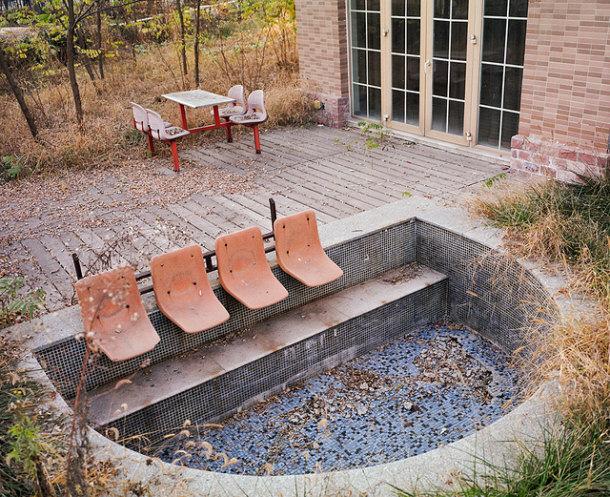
[72,253,83,280]
[269,197,277,233]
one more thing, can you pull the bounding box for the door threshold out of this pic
[344,120,511,167]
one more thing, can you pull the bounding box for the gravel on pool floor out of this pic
[156,322,523,475]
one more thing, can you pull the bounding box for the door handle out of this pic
[470,34,477,44]
[383,28,389,37]
[424,60,431,73]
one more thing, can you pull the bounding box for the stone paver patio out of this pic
[1,125,509,311]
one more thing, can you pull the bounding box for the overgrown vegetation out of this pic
[477,175,609,306]
[0,336,56,497]
[395,414,610,497]
[0,0,311,180]
[0,276,46,327]
[397,176,610,497]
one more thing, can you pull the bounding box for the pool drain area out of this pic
[158,322,521,475]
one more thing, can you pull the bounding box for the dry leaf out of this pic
[114,379,132,390]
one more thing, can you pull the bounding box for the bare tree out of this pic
[194,0,201,86]
[96,0,104,79]
[176,0,187,76]
[62,0,94,127]
[0,43,38,139]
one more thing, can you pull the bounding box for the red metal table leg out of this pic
[253,125,261,154]
[213,105,221,126]
[179,104,188,130]
[225,119,233,143]
[170,141,180,172]
[147,133,156,155]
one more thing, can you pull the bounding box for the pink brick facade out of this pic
[294,0,350,127]
[511,0,610,180]
[295,1,610,180]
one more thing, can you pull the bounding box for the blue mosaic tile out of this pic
[157,322,523,475]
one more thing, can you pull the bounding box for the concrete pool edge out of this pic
[13,194,586,496]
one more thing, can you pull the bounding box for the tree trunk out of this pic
[96,0,104,79]
[66,0,84,127]
[0,45,38,139]
[176,0,187,76]
[194,0,201,86]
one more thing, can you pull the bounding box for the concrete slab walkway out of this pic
[0,125,508,311]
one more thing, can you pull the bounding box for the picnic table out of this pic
[162,89,235,140]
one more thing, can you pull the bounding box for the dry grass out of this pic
[0,28,312,178]
[474,174,610,451]
[543,313,610,417]
[475,176,610,307]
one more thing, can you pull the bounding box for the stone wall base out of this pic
[511,135,609,182]
[306,92,350,128]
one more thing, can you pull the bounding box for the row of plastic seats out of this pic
[75,210,343,362]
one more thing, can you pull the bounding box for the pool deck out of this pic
[1,125,509,311]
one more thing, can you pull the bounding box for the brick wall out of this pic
[295,0,350,127]
[512,0,610,181]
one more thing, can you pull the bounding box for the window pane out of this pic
[501,111,519,149]
[392,0,405,16]
[509,0,527,17]
[449,62,466,99]
[392,18,406,53]
[406,19,421,55]
[368,0,380,11]
[434,20,450,58]
[484,0,507,16]
[406,56,420,91]
[368,13,381,49]
[353,49,368,84]
[432,97,447,131]
[353,84,367,117]
[480,63,503,107]
[369,50,381,87]
[407,0,420,16]
[352,13,367,48]
[392,55,405,88]
[351,0,365,10]
[482,18,506,63]
[406,92,419,126]
[451,21,468,60]
[435,0,451,18]
[433,60,448,96]
[478,107,500,147]
[452,0,468,19]
[392,90,405,122]
[448,100,464,135]
[506,20,526,66]
[503,66,522,111]
[369,87,382,120]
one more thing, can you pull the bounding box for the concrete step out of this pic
[88,264,448,432]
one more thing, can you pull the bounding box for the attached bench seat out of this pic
[146,109,190,172]
[150,245,230,334]
[229,90,267,154]
[74,267,160,362]
[274,210,343,287]
[215,226,288,309]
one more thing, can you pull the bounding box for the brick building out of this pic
[294,0,610,180]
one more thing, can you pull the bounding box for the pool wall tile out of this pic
[102,279,448,446]
[35,221,418,399]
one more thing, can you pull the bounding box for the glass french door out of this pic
[426,0,472,144]
[350,0,528,150]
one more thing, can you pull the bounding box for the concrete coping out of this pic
[13,194,586,496]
